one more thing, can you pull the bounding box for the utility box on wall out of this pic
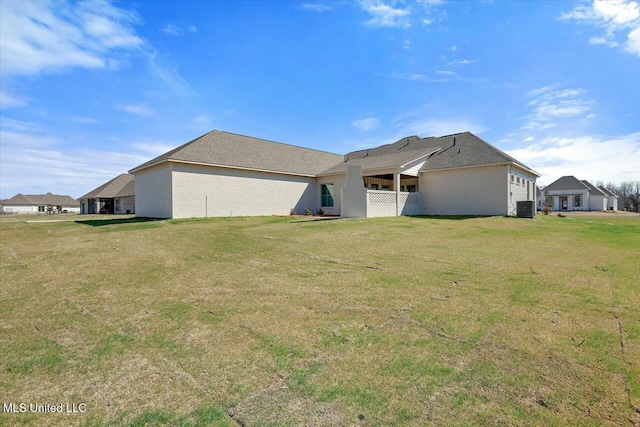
[516,201,535,218]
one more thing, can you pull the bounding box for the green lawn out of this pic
[1,214,638,426]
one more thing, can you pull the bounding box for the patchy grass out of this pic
[0,214,638,426]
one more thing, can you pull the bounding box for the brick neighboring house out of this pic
[543,175,619,211]
[79,173,135,214]
[1,193,80,214]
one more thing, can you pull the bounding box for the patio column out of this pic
[395,171,401,216]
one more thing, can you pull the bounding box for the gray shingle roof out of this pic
[3,193,79,206]
[324,132,538,175]
[80,173,134,199]
[544,176,589,192]
[598,186,618,197]
[130,130,343,176]
[320,146,440,175]
[580,180,606,196]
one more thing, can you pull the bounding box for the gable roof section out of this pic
[598,186,618,197]
[333,132,539,176]
[581,180,606,196]
[319,147,440,176]
[3,193,79,206]
[130,130,343,176]
[80,173,134,199]
[544,176,590,192]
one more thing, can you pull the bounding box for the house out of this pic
[79,173,135,214]
[1,193,80,214]
[130,130,539,219]
[543,176,618,211]
[598,186,619,211]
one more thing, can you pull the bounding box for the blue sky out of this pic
[1,0,639,199]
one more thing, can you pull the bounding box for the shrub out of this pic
[316,208,324,216]
[290,208,296,216]
[542,205,552,216]
[304,207,312,216]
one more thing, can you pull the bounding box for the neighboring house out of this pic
[130,130,539,219]
[598,186,619,210]
[544,176,618,211]
[79,173,135,214]
[1,193,80,214]
[536,186,546,210]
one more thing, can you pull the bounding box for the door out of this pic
[560,196,568,210]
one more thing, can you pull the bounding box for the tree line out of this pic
[595,180,640,212]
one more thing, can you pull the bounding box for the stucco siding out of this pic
[171,163,317,219]
[317,174,345,216]
[1,205,38,214]
[420,165,508,216]
[134,165,173,218]
[588,195,607,211]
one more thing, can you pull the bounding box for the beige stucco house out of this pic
[130,130,539,219]
[79,173,135,214]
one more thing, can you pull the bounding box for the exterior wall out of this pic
[317,174,346,216]
[1,204,37,214]
[546,189,589,211]
[171,163,317,219]
[419,165,509,216]
[341,166,367,218]
[507,167,537,215]
[608,197,618,210]
[588,195,607,211]
[60,206,80,214]
[115,196,135,214]
[134,164,173,218]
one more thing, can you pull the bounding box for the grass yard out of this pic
[0,214,639,426]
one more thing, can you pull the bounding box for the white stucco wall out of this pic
[608,197,618,210]
[507,167,537,215]
[419,165,510,216]
[134,164,173,218]
[588,195,607,211]
[171,163,317,219]
[1,205,37,214]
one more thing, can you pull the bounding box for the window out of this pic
[406,185,416,192]
[38,206,45,212]
[574,195,582,207]
[511,175,514,183]
[516,177,520,185]
[321,184,334,207]
[115,199,121,213]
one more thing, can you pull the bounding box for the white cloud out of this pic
[436,70,456,76]
[118,104,154,116]
[561,0,640,57]
[507,132,640,185]
[589,36,618,46]
[0,127,150,198]
[523,86,595,130]
[162,22,198,36]
[0,0,142,77]
[352,117,381,131]
[130,141,177,156]
[301,3,331,12]
[392,72,428,81]
[626,26,640,54]
[393,115,486,138]
[422,18,433,25]
[458,59,475,65]
[146,50,194,97]
[360,1,411,28]
[0,90,27,109]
